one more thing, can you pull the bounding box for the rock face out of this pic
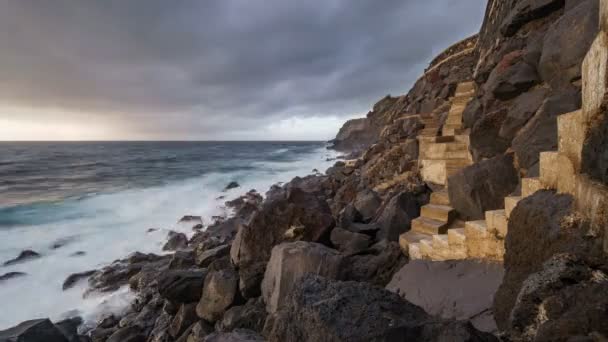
[163,231,189,251]
[216,298,267,333]
[374,191,421,241]
[264,275,497,342]
[493,191,606,331]
[196,267,239,322]
[158,270,206,304]
[448,154,519,220]
[0,319,69,342]
[261,241,343,314]
[387,260,505,333]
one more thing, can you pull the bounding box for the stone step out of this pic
[455,81,476,94]
[539,151,559,189]
[557,109,585,171]
[422,144,470,160]
[445,115,463,126]
[421,204,456,222]
[408,242,423,260]
[485,209,508,238]
[504,196,522,218]
[448,228,466,245]
[399,230,432,252]
[432,234,449,250]
[465,220,488,238]
[419,238,434,258]
[522,177,545,197]
[411,216,449,235]
[430,189,450,206]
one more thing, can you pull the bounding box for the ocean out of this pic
[0,141,337,329]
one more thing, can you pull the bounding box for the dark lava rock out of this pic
[55,316,84,342]
[0,318,69,342]
[63,270,96,290]
[203,329,264,342]
[486,53,539,101]
[169,250,196,270]
[469,108,510,160]
[169,303,198,338]
[500,0,565,37]
[163,231,189,251]
[196,244,231,268]
[329,227,370,255]
[158,269,207,304]
[499,87,549,141]
[374,191,421,241]
[69,251,86,257]
[179,215,203,223]
[0,271,27,283]
[341,240,406,287]
[493,191,606,330]
[264,275,497,342]
[3,250,41,266]
[50,236,78,250]
[582,111,608,185]
[353,189,382,222]
[216,298,267,333]
[463,97,483,129]
[106,325,146,342]
[224,181,240,191]
[448,153,519,220]
[196,267,239,322]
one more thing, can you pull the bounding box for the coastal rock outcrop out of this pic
[0,319,69,342]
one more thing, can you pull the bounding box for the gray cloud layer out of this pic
[0,0,486,139]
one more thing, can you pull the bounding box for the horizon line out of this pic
[0,139,330,143]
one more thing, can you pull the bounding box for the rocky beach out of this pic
[2,0,608,341]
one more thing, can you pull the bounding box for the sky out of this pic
[0,0,487,141]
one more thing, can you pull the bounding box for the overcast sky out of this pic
[0,0,486,141]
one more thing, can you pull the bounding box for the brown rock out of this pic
[196,267,239,322]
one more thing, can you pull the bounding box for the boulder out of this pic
[487,56,539,101]
[163,231,189,251]
[470,109,510,160]
[230,187,334,298]
[512,87,581,169]
[261,241,343,314]
[196,244,231,268]
[500,0,566,37]
[182,321,215,342]
[493,191,605,330]
[147,311,172,342]
[169,250,196,270]
[106,325,146,342]
[3,249,41,266]
[202,329,264,342]
[158,270,207,304]
[196,267,239,322]
[216,298,267,333]
[341,240,407,287]
[169,303,198,338]
[179,215,202,223]
[462,98,483,129]
[499,87,549,141]
[538,0,599,88]
[448,154,519,220]
[374,191,421,241]
[54,316,85,342]
[353,189,381,222]
[0,319,69,342]
[0,271,27,283]
[62,270,96,290]
[264,275,497,342]
[329,227,370,255]
[387,260,505,333]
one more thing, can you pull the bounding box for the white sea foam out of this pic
[0,146,338,329]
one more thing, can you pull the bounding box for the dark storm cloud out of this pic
[0,0,487,138]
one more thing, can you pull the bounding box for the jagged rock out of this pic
[330,227,370,255]
[494,191,606,330]
[163,231,189,251]
[169,303,198,338]
[486,51,539,101]
[261,241,343,314]
[0,271,27,283]
[374,191,421,241]
[341,240,406,287]
[63,270,96,290]
[147,311,172,342]
[3,249,41,266]
[463,97,483,129]
[106,325,146,342]
[196,267,239,322]
[387,260,505,333]
[538,0,599,88]
[158,269,207,304]
[499,87,549,141]
[196,244,231,268]
[169,250,196,270]
[183,321,215,342]
[264,275,497,342]
[500,0,565,37]
[512,87,581,169]
[470,108,510,160]
[448,153,519,220]
[336,204,362,228]
[216,298,267,333]
[203,329,264,342]
[353,189,381,222]
[54,316,85,342]
[230,186,334,298]
[0,319,69,342]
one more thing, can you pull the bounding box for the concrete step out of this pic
[422,143,470,160]
[399,230,432,257]
[455,81,476,94]
[465,220,488,238]
[445,114,463,126]
[557,109,585,170]
[421,204,456,222]
[522,177,545,197]
[430,189,450,206]
[485,209,508,238]
[448,228,466,245]
[539,151,559,189]
[504,196,522,218]
[419,238,434,258]
[408,242,423,260]
[432,234,449,250]
[411,216,449,235]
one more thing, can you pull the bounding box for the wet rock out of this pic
[196,266,239,322]
[0,318,69,342]
[341,240,406,287]
[264,275,497,342]
[224,181,240,191]
[374,191,421,241]
[329,227,370,255]
[216,298,267,333]
[0,271,27,283]
[70,251,86,257]
[97,315,119,329]
[55,316,84,342]
[353,189,381,222]
[203,329,264,342]
[158,269,207,304]
[196,244,231,268]
[3,249,41,266]
[63,270,96,290]
[179,216,203,223]
[261,241,343,313]
[387,260,505,333]
[500,0,565,37]
[169,303,198,338]
[163,231,189,251]
[448,153,519,220]
[50,236,78,250]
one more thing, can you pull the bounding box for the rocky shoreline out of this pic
[3,0,608,341]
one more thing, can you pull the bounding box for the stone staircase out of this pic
[400,81,476,259]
